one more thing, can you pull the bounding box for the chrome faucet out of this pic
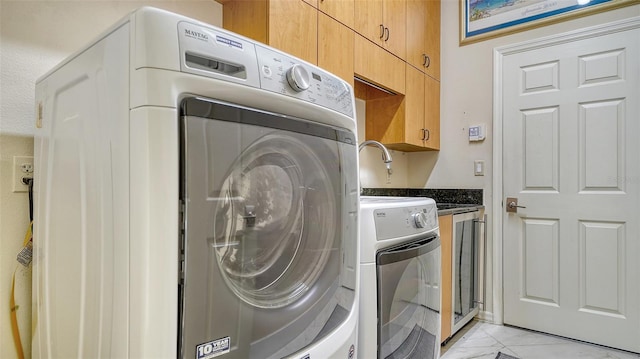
[358,140,393,175]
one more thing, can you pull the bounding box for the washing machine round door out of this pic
[213,134,336,308]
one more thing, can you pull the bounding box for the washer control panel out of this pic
[412,211,428,228]
[255,45,354,118]
[373,204,438,241]
[286,64,310,92]
[178,21,354,118]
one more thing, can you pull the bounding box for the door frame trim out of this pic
[492,16,640,325]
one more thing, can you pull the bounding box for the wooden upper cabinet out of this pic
[354,33,405,94]
[423,70,440,149]
[406,0,427,72]
[404,64,426,148]
[270,0,318,63]
[222,0,268,44]
[318,0,354,29]
[222,0,441,153]
[354,0,382,44]
[354,0,406,60]
[318,13,355,87]
[222,0,318,64]
[376,64,438,151]
[406,0,440,80]
[382,0,406,59]
[424,0,440,80]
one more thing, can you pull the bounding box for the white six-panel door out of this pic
[499,19,640,352]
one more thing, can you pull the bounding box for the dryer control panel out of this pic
[373,204,438,241]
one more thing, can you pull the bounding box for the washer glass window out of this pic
[179,97,358,359]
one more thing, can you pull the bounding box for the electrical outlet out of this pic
[12,156,34,193]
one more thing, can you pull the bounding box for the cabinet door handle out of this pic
[379,24,385,39]
[425,55,431,68]
[420,129,426,141]
[384,27,390,41]
[422,54,427,66]
[424,129,430,141]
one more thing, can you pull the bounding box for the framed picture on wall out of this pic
[460,0,637,45]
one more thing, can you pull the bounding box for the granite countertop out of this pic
[360,188,485,216]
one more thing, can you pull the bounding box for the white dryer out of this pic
[33,7,359,359]
[359,196,440,359]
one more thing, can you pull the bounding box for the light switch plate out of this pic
[474,160,484,176]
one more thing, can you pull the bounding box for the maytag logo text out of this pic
[185,29,209,41]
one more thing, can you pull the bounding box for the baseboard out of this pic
[477,310,494,323]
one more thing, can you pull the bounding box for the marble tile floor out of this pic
[441,320,640,359]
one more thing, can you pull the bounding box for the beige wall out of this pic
[0,134,33,359]
[0,2,222,358]
[359,0,640,319]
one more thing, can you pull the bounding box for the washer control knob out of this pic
[286,64,310,92]
[412,211,427,228]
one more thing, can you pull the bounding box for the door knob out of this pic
[506,197,526,213]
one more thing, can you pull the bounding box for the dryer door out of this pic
[179,97,358,359]
[376,236,441,359]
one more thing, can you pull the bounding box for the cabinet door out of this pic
[354,33,405,94]
[318,0,354,29]
[318,13,354,87]
[405,65,426,147]
[424,0,440,80]
[354,0,383,45]
[382,0,406,59]
[406,0,427,72]
[423,74,440,150]
[222,0,268,44]
[269,0,318,64]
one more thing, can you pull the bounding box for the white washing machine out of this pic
[32,7,359,359]
[359,196,440,359]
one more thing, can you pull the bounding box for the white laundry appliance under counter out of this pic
[358,196,441,359]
